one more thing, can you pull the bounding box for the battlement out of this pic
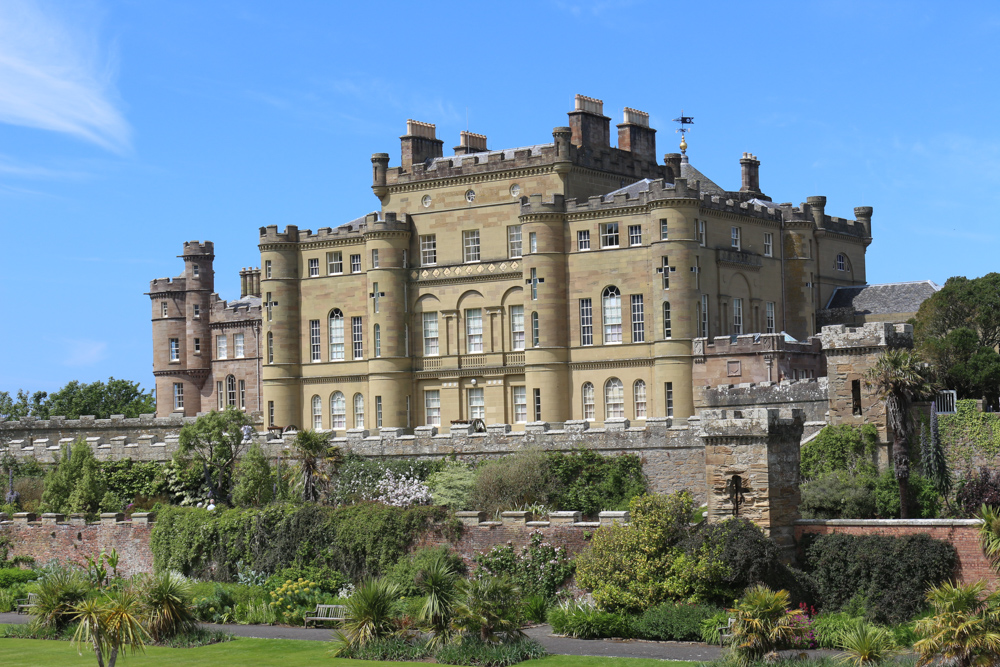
[700,407,805,439]
[210,293,261,322]
[820,321,913,351]
[148,276,187,293]
[693,333,822,356]
[180,240,214,257]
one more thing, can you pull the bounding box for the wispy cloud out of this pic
[63,338,108,367]
[0,1,130,153]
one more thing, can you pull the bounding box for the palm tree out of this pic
[864,348,929,519]
[332,577,401,655]
[978,505,1000,568]
[914,580,1000,667]
[292,430,340,503]
[453,577,524,644]
[416,554,464,648]
[72,588,150,667]
[729,584,801,667]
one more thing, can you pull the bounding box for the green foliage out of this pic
[177,406,255,505]
[957,468,1000,516]
[45,377,157,419]
[474,530,575,599]
[142,570,197,642]
[800,424,880,481]
[729,585,801,667]
[332,577,401,654]
[470,448,552,518]
[939,399,1000,466]
[331,452,443,505]
[800,471,878,519]
[521,594,548,624]
[838,622,899,666]
[292,430,340,502]
[547,599,635,639]
[266,564,347,595]
[435,637,547,666]
[102,459,162,505]
[385,546,466,597]
[71,587,150,667]
[416,553,464,648]
[810,611,865,649]
[978,504,1000,571]
[545,449,647,516]
[0,388,48,420]
[0,568,38,588]
[231,443,274,507]
[914,580,1000,667]
[268,577,325,625]
[700,609,730,645]
[150,502,448,581]
[922,409,952,498]
[31,566,90,630]
[426,460,476,511]
[333,637,430,661]
[874,469,940,518]
[804,532,957,624]
[453,576,525,644]
[576,492,695,612]
[634,602,721,641]
[41,440,108,515]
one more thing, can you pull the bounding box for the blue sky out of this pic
[1,0,999,397]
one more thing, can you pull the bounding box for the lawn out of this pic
[0,637,700,667]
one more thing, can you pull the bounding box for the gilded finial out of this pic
[679,134,687,154]
[672,110,694,155]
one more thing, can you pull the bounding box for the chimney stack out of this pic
[568,94,610,149]
[617,107,656,162]
[454,131,488,155]
[740,153,761,193]
[400,120,443,168]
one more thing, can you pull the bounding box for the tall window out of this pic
[308,258,319,277]
[403,249,408,267]
[330,391,346,429]
[463,230,481,262]
[239,380,246,409]
[582,382,595,421]
[329,309,344,360]
[350,254,361,273]
[660,218,669,240]
[764,233,773,257]
[193,304,200,318]
[837,253,846,271]
[852,380,862,415]
[425,390,441,426]
[529,232,537,253]
[529,268,538,300]
[531,312,539,347]
[327,251,342,274]
[310,320,321,361]
[192,264,199,277]
[600,222,619,248]
[423,312,439,355]
[731,226,741,251]
[602,287,622,344]
[265,292,272,321]
[663,302,672,338]
[533,388,541,422]
[194,337,201,354]
[510,305,525,351]
[265,260,272,279]
[375,396,383,428]
[700,295,709,338]
[468,388,485,419]
[374,324,381,357]
[266,332,273,363]
[577,230,591,251]
[698,220,706,246]
[634,380,647,419]
[766,302,776,334]
[173,383,184,410]
[513,386,527,423]
[661,256,670,289]
[161,301,168,317]
[312,395,322,430]
[665,382,674,417]
[169,338,179,362]
[372,282,379,313]
[226,375,236,406]
[419,235,437,265]
[508,225,522,258]
[631,295,645,343]
[217,335,227,359]
[466,309,483,353]
[605,378,624,419]
[217,381,224,410]
[580,299,593,346]
[371,249,379,268]
[628,224,642,246]
[733,298,743,335]
[352,316,363,359]
[268,401,274,427]
[354,393,364,429]
[234,333,245,358]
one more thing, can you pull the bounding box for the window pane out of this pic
[466,309,483,353]
[425,390,441,426]
[603,287,622,343]
[463,230,480,262]
[577,230,590,251]
[580,299,593,346]
[631,295,644,343]
[468,388,485,419]
[352,316,363,359]
[508,225,522,258]
[420,235,437,265]
[628,224,642,246]
[331,392,346,429]
[604,378,624,419]
[329,310,345,360]
[423,312,439,355]
[634,380,647,419]
[582,382,595,421]
[511,305,525,351]
[513,386,527,423]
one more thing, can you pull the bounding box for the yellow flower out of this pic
[287,605,292,610]
[298,577,304,582]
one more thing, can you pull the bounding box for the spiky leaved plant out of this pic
[914,580,1000,667]
[838,622,898,666]
[416,554,464,648]
[332,577,401,655]
[72,587,150,667]
[142,571,196,642]
[729,584,802,667]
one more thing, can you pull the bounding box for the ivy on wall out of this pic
[937,399,1000,467]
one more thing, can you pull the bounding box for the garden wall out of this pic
[795,519,997,587]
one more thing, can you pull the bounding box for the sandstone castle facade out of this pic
[150,95,873,430]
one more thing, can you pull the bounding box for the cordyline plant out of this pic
[292,430,341,502]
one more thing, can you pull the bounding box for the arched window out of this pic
[311,395,322,430]
[330,391,346,429]
[266,331,273,364]
[226,375,237,406]
[354,393,365,429]
[836,253,847,272]
[329,309,345,360]
[634,380,647,419]
[663,302,672,338]
[582,382,595,421]
[531,312,539,347]
[374,324,381,358]
[604,378,624,420]
[602,287,622,344]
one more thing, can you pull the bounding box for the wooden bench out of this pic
[717,617,736,645]
[16,593,38,615]
[304,604,348,628]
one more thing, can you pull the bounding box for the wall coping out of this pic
[796,519,984,527]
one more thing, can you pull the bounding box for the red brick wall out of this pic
[2,520,154,576]
[795,519,997,588]
[417,522,596,569]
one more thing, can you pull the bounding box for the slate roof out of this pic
[226,295,261,309]
[825,281,940,315]
[602,178,655,201]
[680,158,725,195]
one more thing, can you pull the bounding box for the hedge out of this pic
[0,568,38,589]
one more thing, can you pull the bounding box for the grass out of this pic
[0,637,701,667]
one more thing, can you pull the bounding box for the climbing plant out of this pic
[937,399,1000,466]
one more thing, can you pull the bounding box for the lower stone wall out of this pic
[795,519,997,587]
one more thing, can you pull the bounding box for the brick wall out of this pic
[795,519,997,588]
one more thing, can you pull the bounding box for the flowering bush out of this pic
[786,603,818,649]
[367,470,432,507]
[268,578,325,625]
[474,530,575,598]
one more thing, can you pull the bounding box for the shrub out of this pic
[800,471,877,520]
[0,568,37,588]
[700,609,730,645]
[31,566,89,630]
[268,577,326,625]
[729,585,802,667]
[956,467,1000,516]
[101,459,162,505]
[454,577,525,644]
[333,577,401,654]
[839,623,899,667]
[474,530,574,599]
[914,580,1000,667]
[143,570,197,641]
[426,460,476,511]
[435,637,546,666]
[805,532,956,624]
[332,453,443,506]
[546,449,647,516]
[521,594,548,624]
[874,470,940,518]
[231,443,274,507]
[811,611,865,649]
[386,546,466,597]
[634,602,721,641]
[334,637,429,661]
[470,449,552,518]
[800,424,880,481]
[266,565,346,595]
[547,600,635,639]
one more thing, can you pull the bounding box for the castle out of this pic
[149,95,875,429]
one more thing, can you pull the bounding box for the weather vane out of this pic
[673,111,694,154]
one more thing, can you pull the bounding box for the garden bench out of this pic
[15,593,38,614]
[304,604,348,627]
[717,617,735,645]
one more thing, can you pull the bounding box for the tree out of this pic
[0,389,48,421]
[71,588,150,667]
[864,349,930,519]
[292,430,339,503]
[42,440,108,515]
[176,407,254,506]
[231,443,274,507]
[45,378,156,419]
